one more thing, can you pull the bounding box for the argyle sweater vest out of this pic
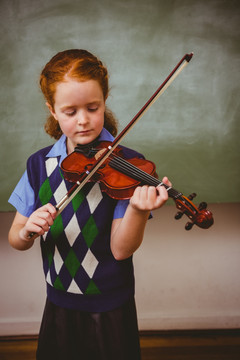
[26,144,141,312]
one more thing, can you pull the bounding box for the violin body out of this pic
[61,141,214,230]
[61,142,158,200]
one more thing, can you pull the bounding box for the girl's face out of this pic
[48,79,106,154]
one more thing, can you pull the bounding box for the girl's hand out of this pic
[19,203,57,241]
[129,176,172,212]
[111,177,172,260]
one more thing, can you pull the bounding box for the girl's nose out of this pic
[77,110,89,125]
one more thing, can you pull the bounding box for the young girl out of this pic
[8,49,171,360]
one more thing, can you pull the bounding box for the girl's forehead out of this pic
[54,79,104,104]
[59,77,100,88]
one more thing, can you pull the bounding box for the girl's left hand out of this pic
[129,176,172,212]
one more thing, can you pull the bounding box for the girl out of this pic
[8,49,171,360]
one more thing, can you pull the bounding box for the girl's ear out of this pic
[46,102,58,120]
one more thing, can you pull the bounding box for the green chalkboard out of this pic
[1,0,240,211]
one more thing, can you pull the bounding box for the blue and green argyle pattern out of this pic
[40,157,106,295]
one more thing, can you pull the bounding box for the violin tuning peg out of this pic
[198,202,207,210]
[175,211,184,220]
[188,193,197,200]
[185,222,194,230]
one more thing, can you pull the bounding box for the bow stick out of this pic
[28,53,193,238]
[28,52,193,242]
[56,52,193,214]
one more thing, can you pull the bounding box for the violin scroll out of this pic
[174,193,214,230]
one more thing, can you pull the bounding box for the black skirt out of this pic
[36,297,141,360]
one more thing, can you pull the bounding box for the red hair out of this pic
[40,49,118,139]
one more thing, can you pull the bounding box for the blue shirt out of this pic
[9,128,129,218]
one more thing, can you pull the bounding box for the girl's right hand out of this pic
[19,203,57,241]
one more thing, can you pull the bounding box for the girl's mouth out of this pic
[77,130,92,135]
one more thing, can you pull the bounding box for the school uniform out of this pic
[9,128,142,360]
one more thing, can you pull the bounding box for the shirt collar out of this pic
[46,127,115,164]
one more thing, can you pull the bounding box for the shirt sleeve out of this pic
[8,170,35,217]
[113,199,153,220]
[113,199,129,219]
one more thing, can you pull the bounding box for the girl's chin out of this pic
[70,135,96,148]
[75,137,94,146]
[67,131,101,152]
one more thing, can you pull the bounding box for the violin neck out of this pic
[109,156,182,200]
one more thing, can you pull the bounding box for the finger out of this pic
[33,226,46,236]
[162,176,172,187]
[156,184,169,204]
[147,186,158,202]
[40,204,57,219]
[24,223,46,238]
[139,185,150,199]
[132,186,141,201]
[130,186,149,211]
[32,211,54,226]
[27,211,54,236]
[20,226,43,241]
[28,220,49,234]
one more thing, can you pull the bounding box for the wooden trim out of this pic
[1,328,240,341]
[0,335,38,342]
[139,328,240,337]
[1,329,240,360]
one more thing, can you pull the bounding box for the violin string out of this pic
[109,155,159,185]
[109,154,181,199]
[89,148,181,199]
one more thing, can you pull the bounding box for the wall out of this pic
[0,0,240,336]
[1,203,240,335]
[1,0,240,208]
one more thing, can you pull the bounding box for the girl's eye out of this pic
[65,110,76,116]
[88,107,98,112]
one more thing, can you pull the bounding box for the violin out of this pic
[28,52,213,238]
[61,141,213,230]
